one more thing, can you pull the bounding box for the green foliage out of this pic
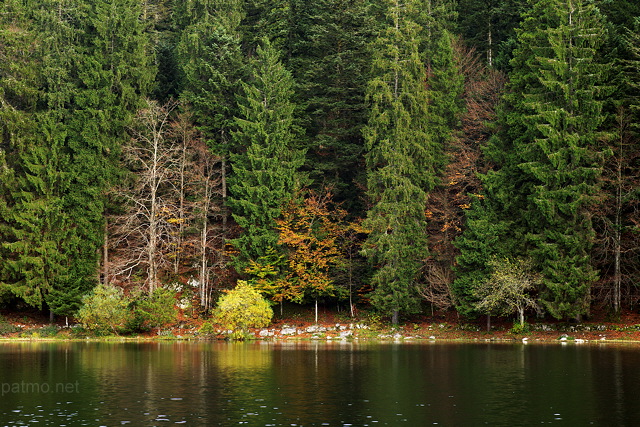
[453,195,519,317]
[128,287,178,332]
[0,316,21,336]
[76,284,133,335]
[244,248,288,303]
[35,324,60,338]
[0,0,153,316]
[228,37,304,271]
[510,321,530,335]
[508,0,609,319]
[211,281,273,336]
[361,0,439,323]
[457,0,524,69]
[1,0,637,324]
[176,0,245,155]
[474,257,541,326]
[459,0,611,320]
[198,320,218,336]
[289,0,374,210]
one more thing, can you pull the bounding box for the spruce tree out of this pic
[456,0,610,320]
[516,0,608,319]
[176,0,245,184]
[290,0,375,210]
[361,0,435,324]
[227,38,304,272]
[0,1,74,313]
[1,0,154,316]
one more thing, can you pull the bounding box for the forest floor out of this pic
[2,305,640,344]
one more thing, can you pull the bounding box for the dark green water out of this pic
[1,341,639,426]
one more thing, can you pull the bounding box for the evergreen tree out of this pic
[456,0,610,320]
[175,0,245,229]
[0,0,154,316]
[176,0,244,153]
[361,0,435,324]
[291,0,375,211]
[241,1,375,213]
[228,38,304,272]
[0,0,75,313]
[457,0,525,68]
[58,0,155,313]
[516,0,608,319]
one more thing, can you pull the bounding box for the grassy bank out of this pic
[2,307,640,344]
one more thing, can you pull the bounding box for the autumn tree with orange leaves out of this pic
[276,190,351,323]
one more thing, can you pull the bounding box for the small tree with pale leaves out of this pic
[474,257,541,327]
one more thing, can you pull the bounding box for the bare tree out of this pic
[109,99,180,292]
[417,261,455,315]
[188,126,225,309]
[592,106,640,313]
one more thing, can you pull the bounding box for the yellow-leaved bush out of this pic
[210,281,273,337]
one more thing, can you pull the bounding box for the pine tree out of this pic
[0,0,74,313]
[176,0,245,207]
[1,0,154,316]
[361,0,435,324]
[458,0,610,320]
[227,38,304,272]
[57,0,155,311]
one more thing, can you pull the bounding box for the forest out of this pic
[1,0,639,327]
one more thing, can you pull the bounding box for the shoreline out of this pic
[4,308,640,345]
[2,322,640,345]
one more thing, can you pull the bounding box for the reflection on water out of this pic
[1,341,640,425]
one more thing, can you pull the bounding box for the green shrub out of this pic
[211,281,273,338]
[128,287,178,332]
[37,325,60,337]
[0,317,20,336]
[510,321,530,335]
[76,284,133,334]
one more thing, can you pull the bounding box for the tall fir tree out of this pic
[176,0,245,180]
[456,0,610,320]
[0,0,154,316]
[58,0,155,313]
[228,38,305,272]
[241,1,375,213]
[0,0,76,313]
[456,0,525,68]
[361,0,436,324]
[290,0,375,211]
[516,0,608,319]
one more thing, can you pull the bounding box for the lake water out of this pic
[1,340,640,426]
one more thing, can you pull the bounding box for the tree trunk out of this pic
[102,220,109,285]
[613,121,623,314]
[486,314,491,332]
[487,22,493,67]
[199,219,208,308]
[391,310,399,325]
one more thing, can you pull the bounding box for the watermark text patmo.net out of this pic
[1,381,79,396]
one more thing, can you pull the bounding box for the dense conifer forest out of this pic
[1,0,639,326]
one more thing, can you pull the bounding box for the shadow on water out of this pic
[1,341,640,426]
